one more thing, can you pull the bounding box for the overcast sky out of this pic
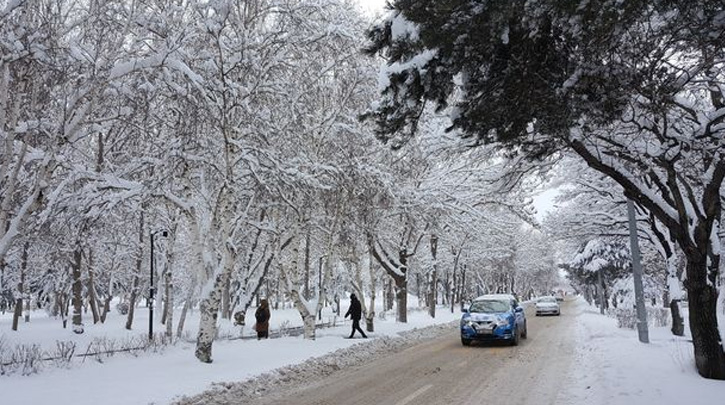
[357,0,387,15]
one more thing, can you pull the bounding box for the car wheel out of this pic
[511,329,520,346]
[461,337,471,346]
[535,312,540,316]
[521,322,528,339]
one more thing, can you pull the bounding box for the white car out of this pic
[535,296,560,316]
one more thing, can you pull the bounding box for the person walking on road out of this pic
[254,299,270,340]
[344,293,367,339]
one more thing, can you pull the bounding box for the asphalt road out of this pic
[248,300,576,405]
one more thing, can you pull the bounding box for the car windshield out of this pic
[539,297,557,303]
[469,300,510,313]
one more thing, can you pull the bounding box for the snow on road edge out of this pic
[173,322,456,405]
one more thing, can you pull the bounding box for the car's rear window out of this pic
[470,300,510,313]
[539,297,557,303]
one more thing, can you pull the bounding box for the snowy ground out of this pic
[560,298,725,405]
[1,296,724,404]
[0,297,460,405]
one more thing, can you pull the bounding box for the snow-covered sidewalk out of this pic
[560,298,725,405]
[3,298,724,405]
[1,306,460,405]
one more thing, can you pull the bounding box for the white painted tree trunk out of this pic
[195,271,226,363]
[164,220,178,338]
[366,249,377,332]
[194,245,235,362]
[195,195,236,363]
[282,244,331,340]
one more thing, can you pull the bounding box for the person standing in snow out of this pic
[344,293,367,339]
[254,299,271,340]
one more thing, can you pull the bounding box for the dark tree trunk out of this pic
[670,299,684,336]
[71,247,84,333]
[11,297,22,331]
[303,227,311,300]
[684,255,725,379]
[384,280,391,311]
[368,234,409,321]
[394,278,407,323]
[100,295,112,323]
[87,249,100,324]
[57,293,69,328]
[126,210,144,330]
[429,234,438,318]
[11,242,28,331]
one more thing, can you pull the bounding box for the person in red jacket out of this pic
[344,293,367,339]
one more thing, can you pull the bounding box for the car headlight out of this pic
[461,318,473,327]
[496,316,510,327]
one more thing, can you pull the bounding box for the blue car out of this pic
[460,294,527,346]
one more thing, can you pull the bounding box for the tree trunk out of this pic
[87,249,101,324]
[385,279,394,311]
[100,295,112,323]
[448,267,458,313]
[365,300,375,332]
[195,272,226,363]
[395,278,407,323]
[670,299,684,336]
[57,293,69,328]
[460,262,467,310]
[684,254,725,379]
[368,234,409,323]
[176,295,192,338]
[289,288,317,340]
[303,312,316,338]
[71,247,84,334]
[366,250,376,332]
[11,241,28,331]
[221,275,231,320]
[164,268,174,337]
[303,227,311,300]
[162,220,177,337]
[286,231,332,340]
[195,209,236,363]
[597,269,605,315]
[126,210,144,330]
[416,274,422,307]
[429,234,438,318]
[11,297,22,331]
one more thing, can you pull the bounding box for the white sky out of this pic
[356,0,388,15]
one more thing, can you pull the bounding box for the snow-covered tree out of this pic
[365,0,725,379]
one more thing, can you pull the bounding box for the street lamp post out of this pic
[626,199,649,343]
[150,230,168,341]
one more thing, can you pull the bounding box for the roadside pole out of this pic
[626,199,649,343]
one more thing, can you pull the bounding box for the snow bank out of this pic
[173,322,455,405]
[560,297,725,405]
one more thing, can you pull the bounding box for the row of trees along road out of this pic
[365,0,725,379]
[543,157,688,336]
[0,0,558,364]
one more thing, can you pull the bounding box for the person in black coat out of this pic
[254,299,270,340]
[344,293,367,338]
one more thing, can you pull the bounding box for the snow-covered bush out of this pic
[52,341,76,369]
[116,302,129,315]
[1,344,44,376]
[278,320,292,337]
[610,307,670,329]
